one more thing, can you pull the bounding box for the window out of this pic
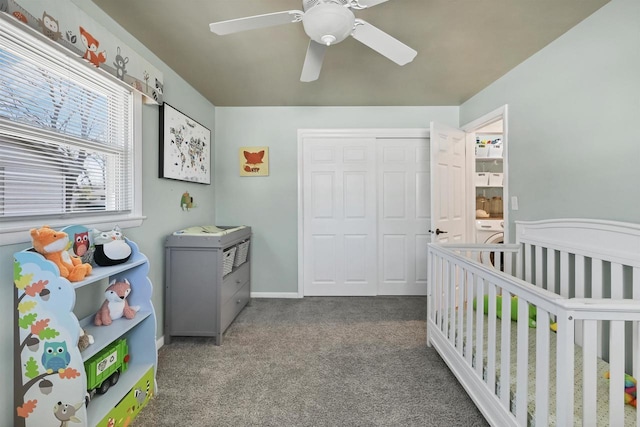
[0,20,143,244]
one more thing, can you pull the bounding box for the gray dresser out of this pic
[164,225,251,345]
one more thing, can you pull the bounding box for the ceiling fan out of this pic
[209,0,417,82]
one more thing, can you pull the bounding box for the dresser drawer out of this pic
[221,281,250,333]
[221,262,249,304]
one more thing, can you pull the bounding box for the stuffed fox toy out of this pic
[30,226,92,282]
[94,279,139,326]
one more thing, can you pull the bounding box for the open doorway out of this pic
[462,105,509,243]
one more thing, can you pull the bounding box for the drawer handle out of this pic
[236,279,241,284]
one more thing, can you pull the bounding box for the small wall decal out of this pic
[180,191,196,210]
[239,146,269,177]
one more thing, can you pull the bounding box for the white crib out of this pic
[427,219,640,426]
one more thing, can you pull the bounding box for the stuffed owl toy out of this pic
[93,226,132,266]
[42,341,71,373]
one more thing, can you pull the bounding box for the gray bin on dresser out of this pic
[164,226,251,345]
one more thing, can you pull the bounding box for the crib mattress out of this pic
[457,314,637,426]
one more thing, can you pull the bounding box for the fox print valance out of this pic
[0,0,164,104]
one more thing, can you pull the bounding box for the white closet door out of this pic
[302,137,377,296]
[377,138,430,295]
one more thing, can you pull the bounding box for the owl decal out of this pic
[93,226,132,266]
[41,341,71,373]
[38,11,62,41]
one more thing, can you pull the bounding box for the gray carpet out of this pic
[132,297,488,427]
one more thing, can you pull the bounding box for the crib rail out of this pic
[427,242,640,427]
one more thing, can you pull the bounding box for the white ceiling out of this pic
[91,0,608,107]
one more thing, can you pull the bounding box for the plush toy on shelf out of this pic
[30,225,93,282]
[94,279,140,326]
[92,225,132,266]
[78,327,94,352]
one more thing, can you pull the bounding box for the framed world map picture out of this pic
[160,103,211,184]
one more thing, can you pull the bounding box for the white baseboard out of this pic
[250,292,301,299]
[156,335,164,350]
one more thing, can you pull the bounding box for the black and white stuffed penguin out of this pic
[92,226,132,266]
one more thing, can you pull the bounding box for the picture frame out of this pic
[239,146,269,177]
[159,103,211,184]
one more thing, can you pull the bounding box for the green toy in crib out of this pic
[472,295,537,328]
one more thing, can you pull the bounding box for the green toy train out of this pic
[84,338,130,400]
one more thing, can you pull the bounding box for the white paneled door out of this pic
[302,137,378,296]
[301,132,431,296]
[430,122,466,244]
[377,138,430,295]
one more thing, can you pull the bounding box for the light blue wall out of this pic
[5,0,638,423]
[460,0,640,236]
[214,107,459,294]
[2,1,216,423]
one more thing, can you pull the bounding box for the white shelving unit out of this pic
[13,225,157,427]
[475,134,504,220]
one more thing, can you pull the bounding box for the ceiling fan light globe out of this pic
[302,3,355,46]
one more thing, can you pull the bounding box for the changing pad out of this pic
[173,225,246,236]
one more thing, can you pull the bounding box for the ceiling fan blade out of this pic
[351,19,417,65]
[348,0,390,8]
[210,10,303,35]
[300,41,327,82]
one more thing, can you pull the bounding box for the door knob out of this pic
[428,228,448,236]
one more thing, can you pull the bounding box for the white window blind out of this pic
[0,21,133,221]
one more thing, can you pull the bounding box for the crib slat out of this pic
[556,314,575,426]
[592,259,604,358]
[525,243,533,283]
[592,259,603,298]
[574,255,585,348]
[516,243,524,280]
[434,256,441,328]
[609,320,625,427]
[487,282,497,394]
[516,299,530,426]
[535,309,550,427]
[500,290,512,410]
[465,270,474,365]
[457,266,464,353]
[535,245,543,288]
[443,259,450,336]
[475,275,484,378]
[448,262,456,345]
[575,255,586,298]
[547,249,556,294]
[582,319,598,427]
[610,262,624,299]
[504,248,514,276]
[559,251,569,297]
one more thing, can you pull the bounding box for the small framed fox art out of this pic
[239,146,269,176]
